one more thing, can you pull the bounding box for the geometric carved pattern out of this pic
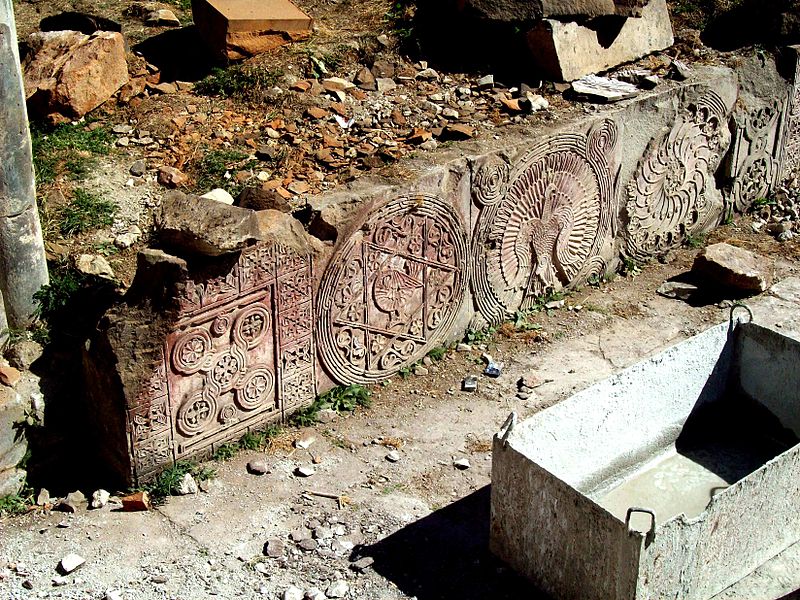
[127,243,315,479]
[316,194,468,384]
[727,99,785,213]
[781,45,800,181]
[472,120,618,325]
[624,91,728,261]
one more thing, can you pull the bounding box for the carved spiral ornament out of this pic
[624,92,728,260]
[316,194,468,384]
[473,120,618,324]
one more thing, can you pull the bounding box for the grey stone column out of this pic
[0,0,48,329]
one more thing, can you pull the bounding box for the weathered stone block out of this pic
[692,243,772,294]
[0,387,26,497]
[23,30,129,123]
[458,0,647,20]
[191,0,312,61]
[526,0,674,81]
[781,45,800,181]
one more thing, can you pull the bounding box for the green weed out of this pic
[0,492,33,516]
[289,385,372,426]
[33,266,85,322]
[426,346,447,361]
[464,326,496,344]
[31,122,112,185]
[194,149,252,193]
[195,65,283,101]
[239,431,266,451]
[59,189,116,236]
[684,233,707,249]
[139,461,216,505]
[752,196,775,207]
[212,443,238,462]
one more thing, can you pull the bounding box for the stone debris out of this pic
[176,473,198,495]
[295,466,316,477]
[326,580,350,598]
[75,254,115,280]
[657,280,699,300]
[146,8,180,26]
[55,490,87,513]
[200,188,235,205]
[247,460,270,475]
[36,488,51,506]
[692,243,771,294]
[263,538,286,558]
[58,553,85,574]
[350,556,375,573]
[103,590,124,600]
[453,458,471,470]
[306,588,327,600]
[121,491,151,511]
[157,166,188,188]
[283,585,304,600]
[544,299,565,310]
[669,59,692,81]
[5,340,43,371]
[385,450,401,462]
[295,434,316,449]
[91,489,111,509]
[750,188,799,241]
[483,361,503,378]
[22,30,129,123]
[462,376,478,392]
[571,75,640,102]
[456,343,472,352]
[114,226,143,249]
[0,366,21,388]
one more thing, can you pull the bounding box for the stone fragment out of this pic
[417,68,439,81]
[247,460,269,475]
[237,186,292,212]
[298,538,318,551]
[264,538,285,557]
[200,188,235,205]
[76,254,115,280]
[23,31,129,122]
[669,59,692,81]
[295,465,315,477]
[192,0,313,61]
[36,488,51,506]
[322,77,354,92]
[90,489,111,509]
[657,281,699,300]
[0,366,21,388]
[157,166,188,188]
[176,473,198,495]
[155,191,317,257]
[355,66,376,91]
[326,580,349,598]
[458,0,646,19]
[5,340,43,371]
[453,458,471,470]
[456,343,472,352]
[571,75,640,102]
[129,159,147,177]
[283,586,304,600]
[692,243,772,294]
[0,469,26,497]
[121,491,151,511]
[375,78,397,94]
[58,553,85,574]
[351,556,375,573]
[306,588,326,600]
[306,106,329,119]
[314,525,333,539]
[462,376,478,392]
[476,74,494,88]
[104,590,124,600]
[146,9,181,26]
[151,82,177,94]
[442,123,475,140]
[526,0,674,81]
[56,490,86,512]
[114,227,143,249]
[317,408,338,423]
[413,365,429,376]
[385,450,401,462]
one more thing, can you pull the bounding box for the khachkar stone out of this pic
[0,0,49,328]
[623,91,730,262]
[727,99,786,214]
[316,193,468,384]
[781,45,800,180]
[472,120,618,325]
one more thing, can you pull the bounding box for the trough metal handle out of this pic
[729,303,753,329]
[499,411,517,448]
[626,507,656,544]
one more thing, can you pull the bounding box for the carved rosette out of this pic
[128,243,315,479]
[728,100,785,213]
[473,120,618,324]
[624,92,728,261]
[317,194,468,384]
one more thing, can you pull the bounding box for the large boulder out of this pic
[0,387,27,497]
[692,243,772,294]
[23,30,129,123]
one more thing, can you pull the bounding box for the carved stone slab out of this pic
[472,120,618,325]
[316,194,468,384]
[624,91,729,261]
[781,45,800,181]
[127,243,315,480]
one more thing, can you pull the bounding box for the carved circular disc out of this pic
[316,194,468,384]
[235,368,275,411]
[473,126,616,324]
[172,329,213,375]
[208,347,246,393]
[176,393,217,437]
[232,305,271,350]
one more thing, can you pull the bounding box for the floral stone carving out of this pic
[472,120,618,325]
[727,99,785,213]
[316,194,468,384]
[624,91,729,261]
[782,47,800,180]
[128,243,315,480]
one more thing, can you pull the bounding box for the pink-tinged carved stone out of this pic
[728,99,786,214]
[316,194,468,384]
[624,92,729,261]
[473,120,618,325]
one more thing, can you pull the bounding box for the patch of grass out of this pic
[398,365,413,379]
[33,265,86,322]
[212,426,283,460]
[512,309,543,332]
[195,65,283,101]
[194,148,252,194]
[0,492,33,517]
[31,122,112,186]
[752,196,775,207]
[140,461,216,505]
[289,384,372,426]
[59,188,116,236]
[238,431,266,451]
[426,346,447,361]
[464,326,496,344]
[621,256,642,277]
[163,0,192,10]
[212,443,238,462]
[684,233,707,249]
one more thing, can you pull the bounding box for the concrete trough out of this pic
[490,310,800,600]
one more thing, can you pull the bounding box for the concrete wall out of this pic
[83,52,800,484]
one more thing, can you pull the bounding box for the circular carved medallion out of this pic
[172,329,212,375]
[235,368,275,411]
[176,393,217,437]
[232,305,271,350]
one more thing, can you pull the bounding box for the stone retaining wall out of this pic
[85,54,800,485]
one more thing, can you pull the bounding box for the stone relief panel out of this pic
[727,99,785,213]
[472,120,618,325]
[316,194,469,384]
[623,91,729,261]
[781,46,800,180]
[126,244,315,480]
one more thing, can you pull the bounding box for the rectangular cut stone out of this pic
[191,0,312,61]
[781,45,800,180]
[459,0,647,20]
[526,0,674,81]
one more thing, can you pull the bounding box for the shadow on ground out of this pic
[133,26,219,82]
[357,486,551,600]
